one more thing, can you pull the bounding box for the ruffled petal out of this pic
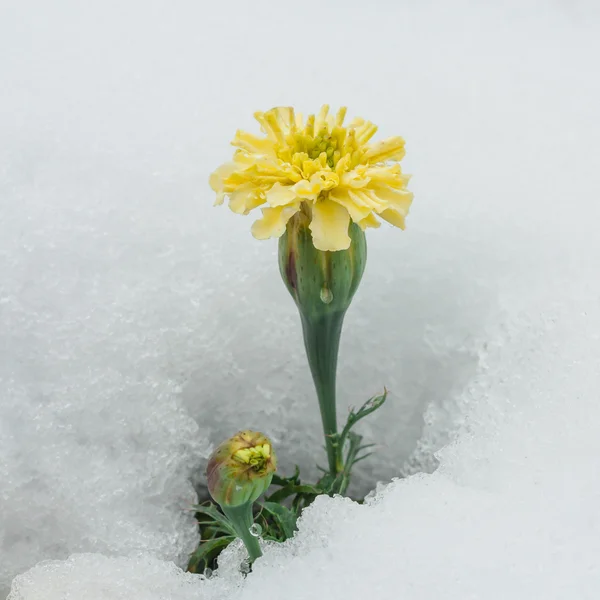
[370,185,413,214]
[209,163,236,206]
[231,130,276,157]
[379,208,407,229]
[228,184,260,214]
[364,136,406,163]
[353,120,378,145]
[291,172,340,202]
[348,189,386,213]
[266,183,297,207]
[251,204,300,240]
[292,179,321,200]
[309,199,351,251]
[357,212,381,231]
[329,188,372,223]
[340,171,371,189]
[255,107,296,144]
[364,165,407,188]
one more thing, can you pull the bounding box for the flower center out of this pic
[284,125,359,171]
[233,443,271,473]
[306,133,337,166]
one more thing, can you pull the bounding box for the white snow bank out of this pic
[9,283,600,598]
[6,555,207,600]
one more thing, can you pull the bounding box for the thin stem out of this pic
[222,503,262,563]
[336,432,363,496]
[300,310,346,476]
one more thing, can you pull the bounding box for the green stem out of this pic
[336,432,363,496]
[300,310,346,476]
[221,503,262,563]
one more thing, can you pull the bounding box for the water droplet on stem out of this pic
[320,286,333,304]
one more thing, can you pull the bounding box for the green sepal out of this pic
[278,216,367,321]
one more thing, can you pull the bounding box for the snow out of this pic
[8,296,600,598]
[6,555,210,600]
[2,0,600,598]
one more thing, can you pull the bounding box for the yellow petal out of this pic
[329,189,372,223]
[229,184,262,214]
[357,212,381,231]
[293,174,323,200]
[246,192,266,212]
[335,107,347,127]
[379,208,406,229]
[272,107,296,133]
[348,189,386,212]
[370,185,413,213]
[256,107,296,144]
[314,105,330,133]
[315,171,339,190]
[231,130,275,156]
[251,204,300,240]
[304,114,315,137]
[309,199,351,251]
[354,121,378,145]
[364,165,410,189]
[209,163,236,205]
[291,172,339,201]
[266,182,297,207]
[364,136,406,163]
[340,171,371,189]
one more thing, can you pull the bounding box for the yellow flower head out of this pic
[210,105,413,252]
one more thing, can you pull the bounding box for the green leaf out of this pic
[352,452,374,465]
[337,389,387,463]
[260,501,298,540]
[187,536,234,573]
[271,465,301,487]
[267,483,322,504]
[191,503,237,536]
[202,524,230,539]
[316,472,338,494]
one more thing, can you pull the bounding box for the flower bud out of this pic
[206,430,277,508]
[278,210,367,321]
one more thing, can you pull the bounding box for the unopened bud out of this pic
[206,430,277,508]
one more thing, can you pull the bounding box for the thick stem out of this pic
[300,310,346,476]
[222,503,262,563]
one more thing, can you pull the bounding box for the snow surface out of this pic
[8,298,600,598]
[2,0,600,597]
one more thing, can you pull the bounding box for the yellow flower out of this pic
[210,105,413,252]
